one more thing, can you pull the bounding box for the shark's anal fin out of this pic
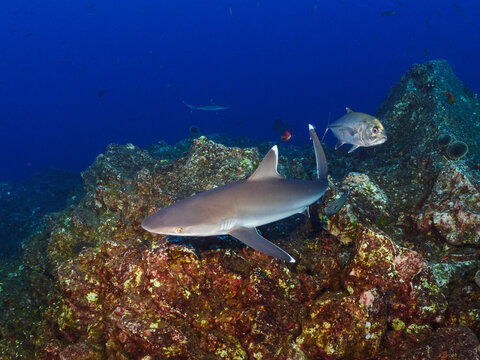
[248,146,283,181]
[229,227,295,263]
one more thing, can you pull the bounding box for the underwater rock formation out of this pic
[415,161,480,246]
[0,169,82,256]
[1,59,480,359]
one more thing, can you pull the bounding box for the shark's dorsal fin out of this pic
[249,146,282,181]
[346,107,353,113]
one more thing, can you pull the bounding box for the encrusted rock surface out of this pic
[415,161,480,246]
[1,60,480,359]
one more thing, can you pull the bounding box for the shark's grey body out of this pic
[183,101,230,111]
[142,125,328,262]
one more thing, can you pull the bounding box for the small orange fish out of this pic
[445,90,454,105]
[281,131,292,142]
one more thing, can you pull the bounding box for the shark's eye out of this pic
[372,126,379,134]
[175,227,183,234]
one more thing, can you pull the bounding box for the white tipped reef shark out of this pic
[142,124,344,263]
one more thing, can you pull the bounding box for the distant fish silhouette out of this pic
[183,100,229,112]
[98,89,107,98]
[454,2,462,14]
[381,10,396,17]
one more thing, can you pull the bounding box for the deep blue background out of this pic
[1,0,479,181]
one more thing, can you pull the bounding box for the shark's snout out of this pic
[141,214,156,232]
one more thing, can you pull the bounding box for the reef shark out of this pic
[142,124,329,263]
[183,100,230,112]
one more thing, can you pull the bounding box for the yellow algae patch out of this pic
[325,343,336,355]
[133,266,143,286]
[182,288,192,299]
[391,318,405,331]
[87,292,98,303]
[215,342,247,359]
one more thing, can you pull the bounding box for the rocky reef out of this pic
[1,59,479,359]
[0,169,82,257]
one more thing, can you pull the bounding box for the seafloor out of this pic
[1,59,479,359]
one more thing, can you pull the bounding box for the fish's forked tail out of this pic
[321,112,331,142]
[309,124,328,181]
[183,101,196,111]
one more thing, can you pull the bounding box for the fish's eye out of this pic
[372,126,379,134]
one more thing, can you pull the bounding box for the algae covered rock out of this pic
[344,227,447,331]
[3,59,480,359]
[323,172,389,245]
[297,289,387,359]
[380,326,480,359]
[374,59,480,163]
[415,161,480,246]
[341,59,480,234]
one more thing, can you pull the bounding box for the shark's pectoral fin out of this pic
[348,145,360,153]
[229,227,295,263]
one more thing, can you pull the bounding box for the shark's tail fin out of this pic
[183,101,196,111]
[321,112,331,142]
[309,124,328,181]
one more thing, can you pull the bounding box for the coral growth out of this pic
[1,59,480,359]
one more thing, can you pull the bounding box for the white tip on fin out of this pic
[308,124,315,130]
[272,144,278,156]
[346,107,353,113]
[248,145,282,181]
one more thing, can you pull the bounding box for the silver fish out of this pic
[322,108,387,153]
[183,101,230,112]
[142,124,328,263]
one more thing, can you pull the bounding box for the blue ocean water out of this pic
[1,0,479,181]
